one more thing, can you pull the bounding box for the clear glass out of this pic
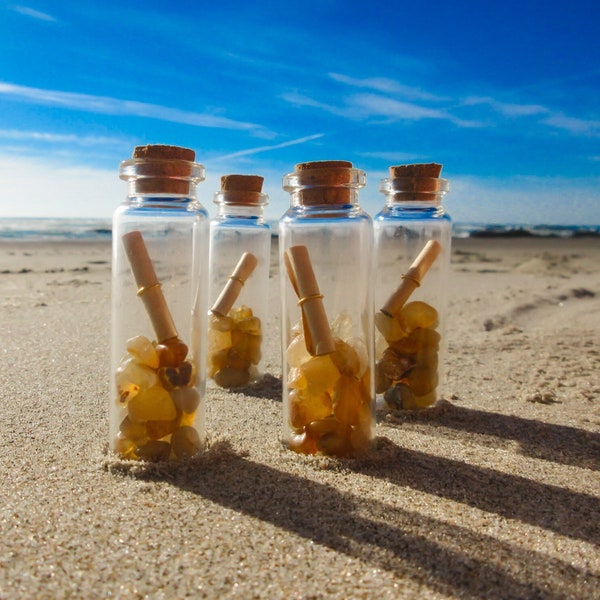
[279,167,375,457]
[110,161,209,461]
[207,193,271,388]
[373,177,451,410]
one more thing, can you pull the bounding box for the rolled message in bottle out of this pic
[122,230,179,342]
[284,245,336,356]
[210,251,258,317]
[381,239,442,317]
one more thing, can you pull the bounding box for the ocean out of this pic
[0,217,599,241]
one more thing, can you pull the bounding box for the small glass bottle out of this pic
[110,144,209,461]
[373,163,451,410]
[279,160,374,457]
[207,174,270,388]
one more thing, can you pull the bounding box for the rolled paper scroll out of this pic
[284,245,336,356]
[210,251,258,317]
[381,239,441,317]
[122,230,179,343]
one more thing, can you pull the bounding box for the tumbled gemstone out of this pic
[285,334,311,368]
[170,386,200,414]
[126,335,159,369]
[146,416,180,440]
[288,367,307,390]
[135,440,171,462]
[330,311,354,341]
[403,390,437,410]
[288,431,318,455]
[377,347,413,381]
[208,328,232,355]
[375,310,406,342]
[171,426,202,459]
[406,365,438,396]
[288,389,332,430]
[398,301,438,333]
[113,434,136,459]
[230,305,253,323]
[119,415,147,443]
[209,313,234,332]
[332,375,365,426]
[317,431,352,457]
[158,360,195,389]
[127,385,178,422]
[330,339,361,376]
[384,383,414,410]
[207,348,229,378]
[237,316,262,335]
[213,367,250,388]
[301,354,341,396]
[156,338,189,367]
[115,359,158,404]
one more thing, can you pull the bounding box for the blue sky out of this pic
[0,0,599,224]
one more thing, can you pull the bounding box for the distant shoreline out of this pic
[0,217,598,241]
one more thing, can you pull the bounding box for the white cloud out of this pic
[541,113,600,137]
[463,96,550,117]
[215,133,325,160]
[0,129,128,146]
[348,94,481,127]
[283,89,481,127]
[0,81,268,135]
[329,72,447,102]
[11,5,57,22]
[357,151,428,162]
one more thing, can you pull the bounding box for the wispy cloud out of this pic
[283,90,481,127]
[11,4,57,22]
[348,93,478,126]
[0,128,128,146]
[357,151,428,162]
[329,72,447,102]
[0,81,268,135]
[463,96,550,117]
[541,113,600,137]
[216,133,325,160]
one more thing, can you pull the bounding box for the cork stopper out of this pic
[388,163,442,179]
[286,160,361,206]
[120,144,202,195]
[133,145,195,162]
[385,163,447,200]
[216,174,266,206]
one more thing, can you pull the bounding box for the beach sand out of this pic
[0,236,599,598]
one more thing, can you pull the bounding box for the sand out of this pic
[0,236,598,599]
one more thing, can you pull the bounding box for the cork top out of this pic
[283,160,365,206]
[381,162,448,200]
[389,163,442,179]
[133,144,195,162]
[215,174,267,206]
[120,144,205,196]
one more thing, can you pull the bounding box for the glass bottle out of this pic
[207,174,270,388]
[279,160,374,457]
[110,144,209,461]
[373,163,451,410]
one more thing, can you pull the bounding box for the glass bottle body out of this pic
[373,195,451,410]
[279,201,375,457]
[207,203,271,388]
[110,193,209,462]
